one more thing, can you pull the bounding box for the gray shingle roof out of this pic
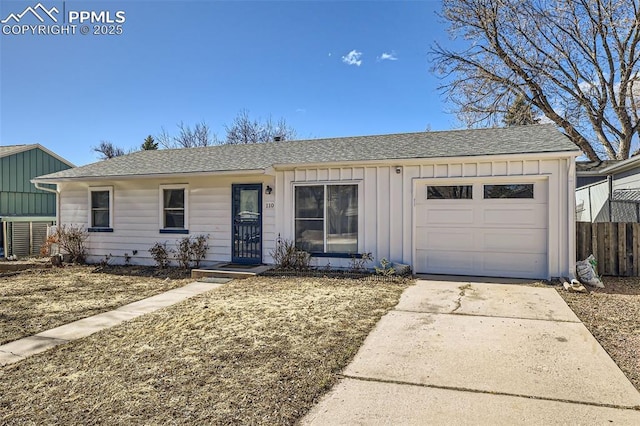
[34,124,578,181]
[576,160,620,174]
[0,144,36,158]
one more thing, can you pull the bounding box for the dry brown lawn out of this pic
[558,277,640,392]
[0,266,192,345]
[0,276,409,425]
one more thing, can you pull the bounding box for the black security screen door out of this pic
[232,184,262,264]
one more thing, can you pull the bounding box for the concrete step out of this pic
[191,264,271,280]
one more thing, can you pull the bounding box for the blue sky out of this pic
[0,0,458,166]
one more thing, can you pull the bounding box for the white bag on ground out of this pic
[576,254,604,288]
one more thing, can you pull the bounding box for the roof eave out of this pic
[600,156,640,174]
[1,144,75,167]
[272,149,581,170]
[32,168,267,183]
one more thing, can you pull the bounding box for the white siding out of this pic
[613,166,640,190]
[59,175,275,266]
[277,155,575,278]
[575,181,609,222]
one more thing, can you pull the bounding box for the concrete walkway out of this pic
[303,280,640,425]
[0,281,223,366]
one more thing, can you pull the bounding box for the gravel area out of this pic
[557,277,640,392]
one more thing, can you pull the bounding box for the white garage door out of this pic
[414,180,548,279]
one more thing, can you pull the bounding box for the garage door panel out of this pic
[415,228,475,251]
[482,230,546,253]
[481,253,546,278]
[422,208,474,226]
[415,249,476,275]
[482,206,546,226]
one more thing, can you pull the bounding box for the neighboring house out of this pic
[575,160,619,189]
[33,125,579,279]
[0,144,74,257]
[576,156,640,222]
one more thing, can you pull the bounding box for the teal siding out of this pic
[0,147,71,216]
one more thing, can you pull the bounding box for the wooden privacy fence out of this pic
[576,222,640,276]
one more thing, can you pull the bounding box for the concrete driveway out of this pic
[302,279,640,425]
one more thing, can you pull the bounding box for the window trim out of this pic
[159,184,189,233]
[87,186,113,232]
[292,181,362,256]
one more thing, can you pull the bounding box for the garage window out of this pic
[427,185,473,199]
[295,184,358,254]
[484,184,534,199]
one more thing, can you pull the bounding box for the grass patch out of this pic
[0,266,192,345]
[0,276,409,425]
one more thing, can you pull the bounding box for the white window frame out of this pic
[159,184,189,230]
[87,186,113,229]
[292,181,363,254]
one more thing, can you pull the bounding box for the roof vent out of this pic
[273,136,283,142]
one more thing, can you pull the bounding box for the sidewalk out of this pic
[0,281,224,366]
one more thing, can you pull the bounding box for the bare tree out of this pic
[158,121,216,148]
[93,141,125,160]
[431,0,640,160]
[224,109,297,144]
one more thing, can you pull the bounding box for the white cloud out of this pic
[342,50,362,66]
[377,51,398,61]
[295,108,306,114]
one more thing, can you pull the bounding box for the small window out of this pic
[88,187,113,231]
[484,184,534,199]
[427,185,473,199]
[160,185,189,233]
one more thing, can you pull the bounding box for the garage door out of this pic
[414,180,548,279]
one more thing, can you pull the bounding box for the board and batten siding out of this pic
[58,175,276,266]
[0,147,71,216]
[275,155,575,278]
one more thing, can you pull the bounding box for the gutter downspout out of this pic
[568,158,576,280]
[607,175,613,221]
[33,182,61,228]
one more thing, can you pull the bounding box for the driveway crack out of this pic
[451,284,471,313]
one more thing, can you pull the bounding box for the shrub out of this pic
[374,258,396,276]
[55,225,88,264]
[40,234,58,257]
[271,234,311,270]
[149,241,172,269]
[349,252,373,272]
[175,237,192,269]
[174,234,209,269]
[189,234,209,268]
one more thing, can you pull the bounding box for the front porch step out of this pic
[191,264,272,280]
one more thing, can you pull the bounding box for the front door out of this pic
[232,184,262,264]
